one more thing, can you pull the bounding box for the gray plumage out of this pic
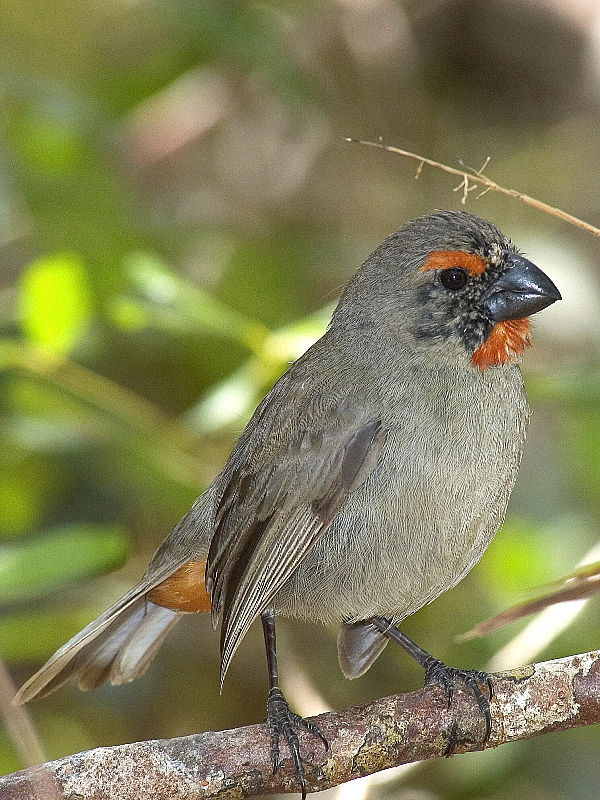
[16,210,543,705]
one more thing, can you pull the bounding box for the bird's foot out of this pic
[266,687,328,800]
[423,658,493,746]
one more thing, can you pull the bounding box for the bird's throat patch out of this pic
[472,319,531,370]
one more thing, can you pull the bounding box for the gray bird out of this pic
[15,210,561,797]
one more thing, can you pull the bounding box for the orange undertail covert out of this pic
[147,560,212,613]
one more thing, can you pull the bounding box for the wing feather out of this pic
[207,407,387,684]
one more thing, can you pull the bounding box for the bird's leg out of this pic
[371,616,493,744]
[261,608,328,799]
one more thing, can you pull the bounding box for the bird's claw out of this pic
[423,658,493,743]
[266,688,328,799]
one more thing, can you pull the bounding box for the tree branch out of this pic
[2,650,600,800]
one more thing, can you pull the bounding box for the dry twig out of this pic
[0,658,46,769]
[346,138,600,239]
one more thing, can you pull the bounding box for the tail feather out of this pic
[74,602,146,691]
[110,604,181,686]
[74,603,180,691]
[15,495,217,705]
[14,585,181,704]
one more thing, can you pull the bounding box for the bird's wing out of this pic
[206,385,387,683]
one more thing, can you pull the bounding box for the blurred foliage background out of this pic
[2,1,600,798]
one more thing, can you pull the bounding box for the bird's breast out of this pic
[275,363,529,623]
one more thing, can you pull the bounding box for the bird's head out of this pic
[342,210,561,370]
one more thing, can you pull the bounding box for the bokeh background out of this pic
[2,1,600,798]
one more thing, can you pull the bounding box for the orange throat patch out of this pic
[472,319,531,370]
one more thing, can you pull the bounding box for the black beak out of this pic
[480,252,561,323]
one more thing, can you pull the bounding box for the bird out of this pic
[15,210,561,797]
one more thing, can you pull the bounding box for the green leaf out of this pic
[480,518,556,595]
[0,524,130,604]
[12,111,86,173]
[187,303,333,433]
[119,252,270,353]
[0,457,55,540]
[0,606,99,662]
[18,254,91,353]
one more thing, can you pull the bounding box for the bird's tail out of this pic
[15,493,217,704]
[14,585,183,704]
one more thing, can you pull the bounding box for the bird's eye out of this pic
[440,268,468,291]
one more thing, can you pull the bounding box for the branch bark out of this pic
[2,649,600,800]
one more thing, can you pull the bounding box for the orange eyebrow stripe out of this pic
[421,250,487,277]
